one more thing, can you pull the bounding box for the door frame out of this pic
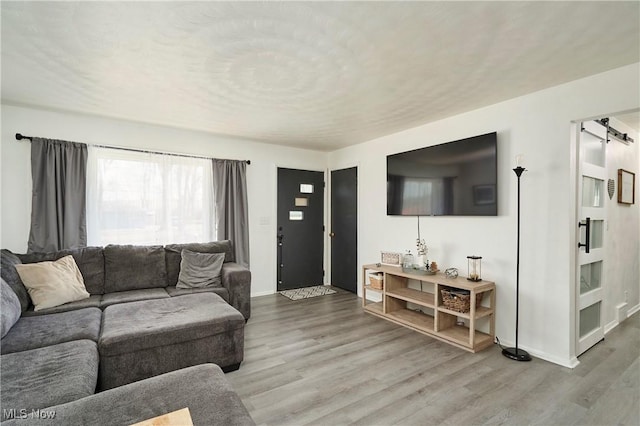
[328,161,361,295]
[271,163,328,295]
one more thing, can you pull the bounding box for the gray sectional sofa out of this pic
[0,241,254,425]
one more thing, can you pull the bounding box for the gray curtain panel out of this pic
[28,138,88,253]
[212,159,250,268]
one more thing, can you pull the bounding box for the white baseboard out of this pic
[604,319,618,335]
[628,303,640,317]
[495,338,579,368]
[605,303,640,328]
[251,290,275,297]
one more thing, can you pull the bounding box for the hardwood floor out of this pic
[227,288,640,425]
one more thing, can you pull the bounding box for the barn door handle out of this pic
[578,217,591,253]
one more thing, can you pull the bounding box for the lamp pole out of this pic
[502,165,532,362]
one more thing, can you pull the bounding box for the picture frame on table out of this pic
[380,251,402,267]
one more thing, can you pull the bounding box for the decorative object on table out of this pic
[414,216,428,267]
[444,267,459,279]
[607,178,615,200]
[502,155,532,362]
[617,168,635,205]
[380,251,402,267]
[402,251,414,270]
[466,256,482,281]
[440,287,483,314]
[369,273,384,290]
[430,261,438,272]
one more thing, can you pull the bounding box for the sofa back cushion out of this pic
[0,249,31,312]
[164,240,235,287]
[104,245,167,292]
[1,278,22,338]
[17,247,105,295]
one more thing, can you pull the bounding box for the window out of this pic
[87,147,214,246]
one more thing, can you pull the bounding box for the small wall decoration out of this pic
[617,169,635,205]
[380,251,402,267]
[607,179,615,200]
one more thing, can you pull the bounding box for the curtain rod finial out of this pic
[15,133,24,140]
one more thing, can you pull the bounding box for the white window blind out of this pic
[87,147,214,246]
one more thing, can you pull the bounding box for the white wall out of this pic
[328,63,640,367]
[0,104,328,297]
[603,118,640,331]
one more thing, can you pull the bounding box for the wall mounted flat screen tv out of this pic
[387,132,497,216]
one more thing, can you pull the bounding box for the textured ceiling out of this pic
[2,1,639,151]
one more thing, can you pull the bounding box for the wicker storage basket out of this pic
[370,274,384,290]
[440,287,483,313]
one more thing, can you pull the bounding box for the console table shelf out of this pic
[362,264,496,352]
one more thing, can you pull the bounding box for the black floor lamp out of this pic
[502,162,532,362]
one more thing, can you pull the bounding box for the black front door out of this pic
[330,167,357,293]
[277,168,324,291]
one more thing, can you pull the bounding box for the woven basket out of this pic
[440,288,483,313]
[370,275,384,290]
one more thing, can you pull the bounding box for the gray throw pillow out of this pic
[177,249,225,289]
[1,278,22,338]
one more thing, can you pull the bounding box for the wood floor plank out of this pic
[227,289,639,426]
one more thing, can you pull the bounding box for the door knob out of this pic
[329,232,335,237]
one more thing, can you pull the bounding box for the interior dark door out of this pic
[331,167,357,293]
[277,168,324,291]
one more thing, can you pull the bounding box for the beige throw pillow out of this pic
[15,255,90,311]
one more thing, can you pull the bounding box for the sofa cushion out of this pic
[1,307,102,354]
[100,288,169,308]
[165,240,235,286]
[165,285,229,302]
[1,278,22,338]
[0,249,31,312]
[15,255,90,311]
[100,293,244,357]
[21,294,103,317]
[17,247,105,295]
[177,249,225,289]
[99,293,244,389]
[1,364,255,426]
[0,340,99,421]
[104,245,167,292]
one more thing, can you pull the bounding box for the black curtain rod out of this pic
[595,119,635,144]
[15,133,251,164]
[15,133,32,141]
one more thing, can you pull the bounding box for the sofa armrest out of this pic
[221,262,251,320]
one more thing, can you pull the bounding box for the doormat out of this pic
[279,285,337,301]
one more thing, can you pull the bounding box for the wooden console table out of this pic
[362,264,495,352]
